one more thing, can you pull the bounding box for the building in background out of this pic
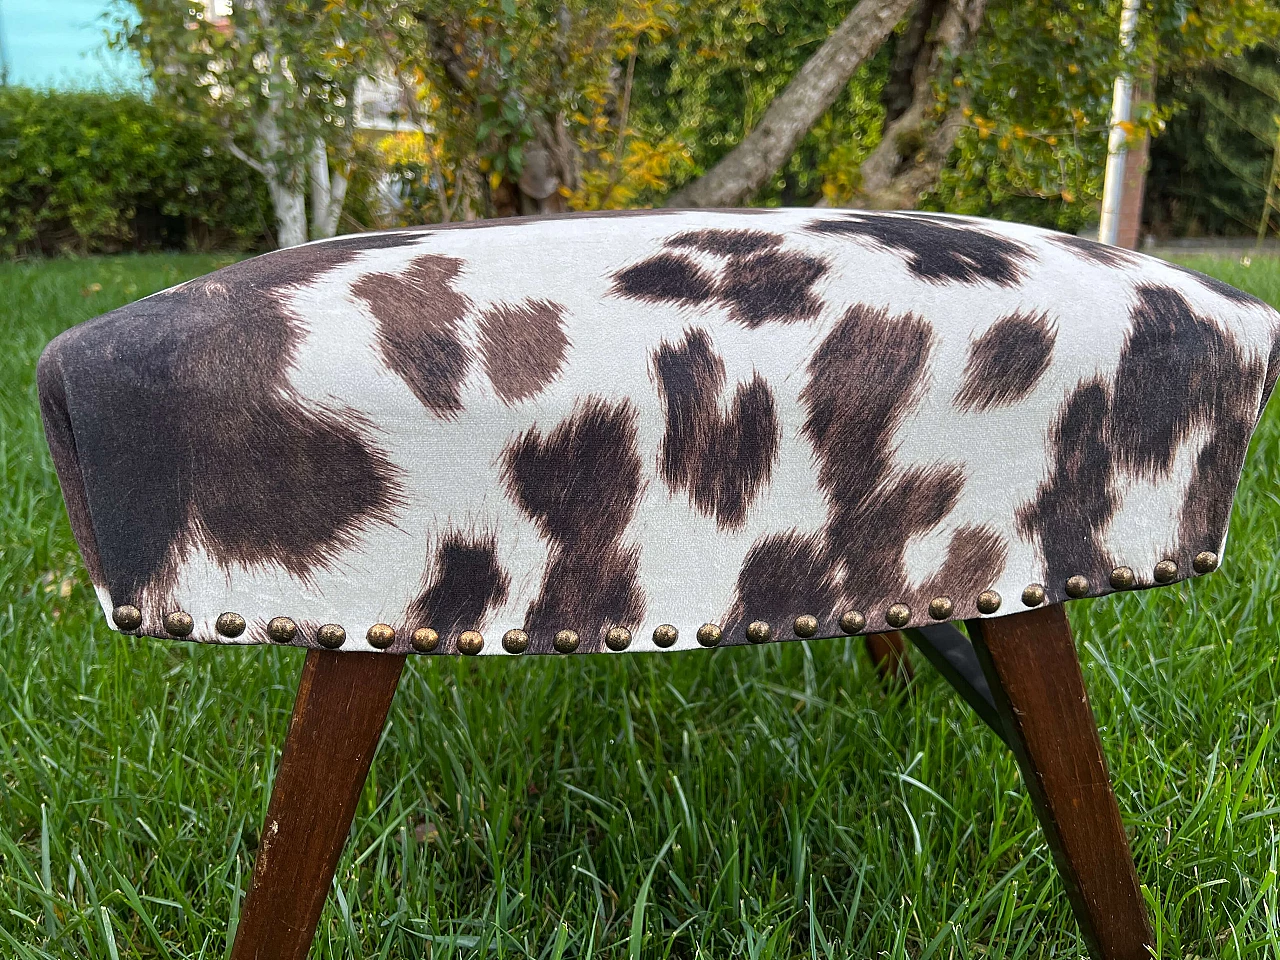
[0,0,142,87]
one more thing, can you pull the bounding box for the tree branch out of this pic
[857,0,986,208]
[412,11,474,96]
[226,140,271,178]
[667,0,915,208]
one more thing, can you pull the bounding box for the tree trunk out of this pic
[232,0,312,248]
[856,0,986,209]
[270,180,310,247]
[882,0,948,126]
[309,140,351,240]
[667,0,916,208]
[310,142,332,240]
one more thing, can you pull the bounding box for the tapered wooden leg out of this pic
[231,649,406,960]
[864,631,914,685]
[967,606,1153,959]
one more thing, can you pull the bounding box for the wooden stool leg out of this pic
[231,649,406,960]
[864,631,914,685]
[967,606,1153,959]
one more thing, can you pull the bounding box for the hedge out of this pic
[0,88,272,257]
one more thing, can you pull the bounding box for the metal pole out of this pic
[1097,0,1142,246]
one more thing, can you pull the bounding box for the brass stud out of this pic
[696,623,722,647]
[976,590,1001,615]
[1022,583,1046,607]
[113,604,143,631]
[885,603,910,628]
[503,628,530,654]
[411,627,440,653]
[838,610,866,635]
[457,630,484,655]
[605,626,632,651]
[554,629,581,654]
[653,624,678,648]
[746,621,773,644]
[1065,575,1090,599]
[793,614,819,638]
[1193,551,1219,575]
[1109,566,1135,590]
[928,596,953,621]
[216,612,247,638]
[316,623,346,649]
[163,611,194,637]
[1154,559,1178,583]
[367,623,396,649]
[267,616,297,643]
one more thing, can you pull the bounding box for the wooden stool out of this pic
[38,209,1280,958]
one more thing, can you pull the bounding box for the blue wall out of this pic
[2,0,142,88]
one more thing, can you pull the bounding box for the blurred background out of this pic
[0,0,1276,256]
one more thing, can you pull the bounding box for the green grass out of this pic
[2,252,1280,959]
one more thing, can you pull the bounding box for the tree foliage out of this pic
[661,0,1280,226]
[104,0,1280,240]
[634,0,891,205]
[0,88,270,256]
[930,0,1280,229]
[115,0,386,244]
[1147,44,1280,237]
[386,0,693,220]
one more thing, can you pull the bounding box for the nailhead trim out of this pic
[123,550,1223,651]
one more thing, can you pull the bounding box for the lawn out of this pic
[2,251,1279,959]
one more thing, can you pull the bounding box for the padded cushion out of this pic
[37,209,1280,655]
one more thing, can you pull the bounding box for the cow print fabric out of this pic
[37,209,1280,654]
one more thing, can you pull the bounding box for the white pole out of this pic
[1098,0,1142,246]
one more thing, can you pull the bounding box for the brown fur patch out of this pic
[1049,234,1138,268]
[477,299,570,404]
[36,347,106,588]
[522,547,646,651]
[1112,286,1255,478]
[610,253,716,304]
[354,255,474,418]
[807,213,1034,286]
[802,304,967,627]
[1016,379,1116,595]
[652,328,780,529]
[666,229,782,256]
[1260,336,1280,417]
[722,531,840,640]
[954,311,1057,411]
[1177,415,1254,554]
[407,532,512,645]
[501,398,647,651]
[908,524,1008,618]
[37,244,405,606]
[717,250,829,327]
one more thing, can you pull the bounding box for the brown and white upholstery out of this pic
[38,208,1280,958]
[38,209,1280,657]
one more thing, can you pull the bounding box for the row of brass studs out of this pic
[112,551,1221,648]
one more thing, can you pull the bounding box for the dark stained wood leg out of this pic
[967,606,1153,960]
[864,631,914,686]
[231,649,406,960]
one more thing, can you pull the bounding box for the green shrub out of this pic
[0,88,272,257]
